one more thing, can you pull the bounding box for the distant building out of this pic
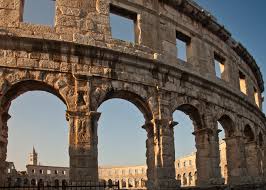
[5,142,227,188]
[5,148,69,186]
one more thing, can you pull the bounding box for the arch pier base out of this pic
[0,111,10,184]
[144,119,178,190]
[67,111,101,182]
[263,145,266,181]
[224,136,249,184]
[193,128,224,186]
[245,141,263,183]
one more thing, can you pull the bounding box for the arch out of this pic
[177,174,181,180]
[1,80,68,111]
[182,173,187,186]
[128,178,134,187]
[38,179,44,186]
[30,179,36,186]
[194,171,197,181]
[140,178,145,187]
[98,90,153,121]
[217,115,235,138]
[174,104,203,130]
[54,179,59,186]
[244,125,255,142]
[188,172,193,185]
[108,179,113,186]
[135,178,140,187]
[23,178,29,185]
[121,178,127,188]
[62,179,68,186]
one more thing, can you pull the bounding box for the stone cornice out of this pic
[160,0,264,92]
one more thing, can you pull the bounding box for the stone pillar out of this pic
[263,144,266,181]
[245,141,261,182]
[193,127,224,186]
[126,178,129,189]
[224,136,248,184]
[143,119,178,190]
[0,111,10,184]
[67,110,101,182]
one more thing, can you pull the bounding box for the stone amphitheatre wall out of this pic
[0,0,265,190]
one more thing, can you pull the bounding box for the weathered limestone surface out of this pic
[0,0,265,189]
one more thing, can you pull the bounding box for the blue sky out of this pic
[6,0,266,171]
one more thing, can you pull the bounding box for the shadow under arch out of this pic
[217,115,235,138]
[1,80,68,111]
[99,90,153,122]
[216,114,235,184]
[172,104,202,187]
[244,124,255,142]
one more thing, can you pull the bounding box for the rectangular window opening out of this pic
[176,31,191,62]
[47,170,51,175]
[239,71,247,95]
[214,53,225,79]
[110,5,137,43]
[254,87,259,107]
[22,0,55,26]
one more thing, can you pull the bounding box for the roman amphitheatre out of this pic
[0,0,265,189]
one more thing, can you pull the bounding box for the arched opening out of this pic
[173,104,201,187]
[135,178,140,188]
[24,178,29,185]
[97,91,151,187]
[30,179,36,186]
[122,178,127,188]
[141,178,145,187]
[38,179,44,186]
[194,171,197,182]
[188,172,193,185]
[54,179,59,187]
[1,80,68,186]
[182,173,187,186]
[244,125,254,142]
[108,179,113,187]
[128,178,134,188]
[217,115,234,184]
[243,124,260,178]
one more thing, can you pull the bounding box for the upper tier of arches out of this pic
[0,0,264,112]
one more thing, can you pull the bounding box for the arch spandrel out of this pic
[0,70,76,111]
[92,81,153,122]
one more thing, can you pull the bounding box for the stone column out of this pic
[67,110,101,182]
[263,144,266,181]
[244,141,261,182]
[0,111,10,184]
[193,127,224,186]
[224,136,248,184]
[143,119,178,190]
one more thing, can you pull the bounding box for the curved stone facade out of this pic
[0,0,265,189]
